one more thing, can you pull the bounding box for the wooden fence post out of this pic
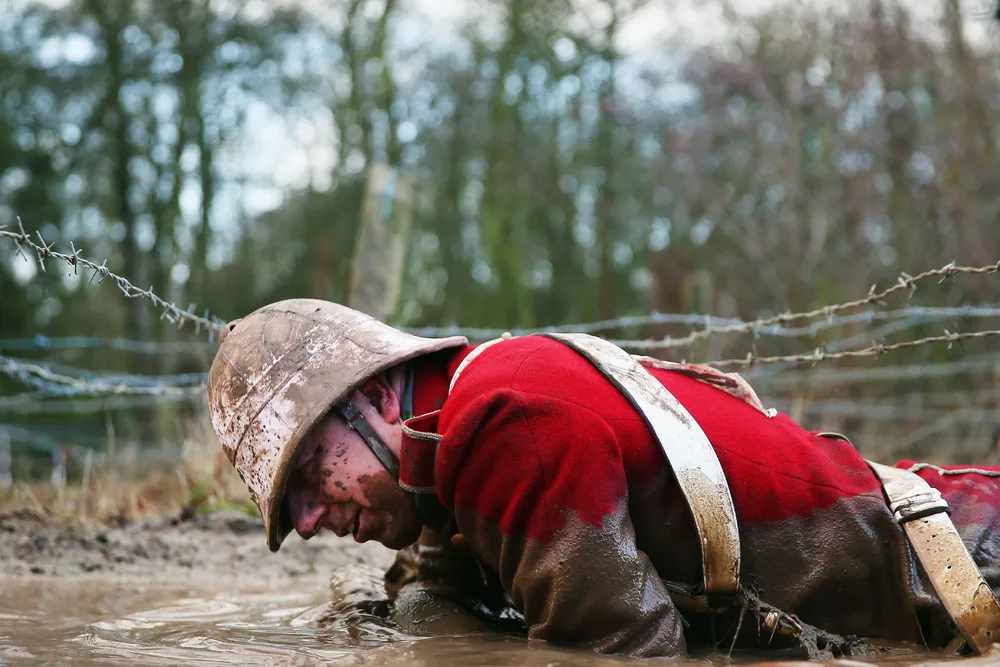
[346,164,445,548]
[346,163,415,322]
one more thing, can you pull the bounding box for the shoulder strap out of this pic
[541,333,741,597]
[450,333,741,597]
[868,461,1000,655]
[448,334,511,394]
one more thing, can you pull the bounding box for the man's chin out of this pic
[378,523,422,550]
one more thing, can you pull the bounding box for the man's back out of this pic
[418,335,998,653]
[632,363,935,644]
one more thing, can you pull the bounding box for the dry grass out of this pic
[2,399,994,527]
[0,415,255,525]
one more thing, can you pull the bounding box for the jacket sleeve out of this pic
[436,388,688,658]
[384,531,527,635]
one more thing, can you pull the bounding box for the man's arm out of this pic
[384,529,526,636]
[437,389,688,658]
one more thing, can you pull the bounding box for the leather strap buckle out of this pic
[337,398,400,480]
[868,461,1000,655]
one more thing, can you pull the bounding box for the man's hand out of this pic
[385,527,526,636]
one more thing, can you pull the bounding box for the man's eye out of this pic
[287,465,311,488]
[294,448,318,472]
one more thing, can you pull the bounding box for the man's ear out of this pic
[354,375,401,423]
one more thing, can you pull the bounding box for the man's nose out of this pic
[290,493,327,539]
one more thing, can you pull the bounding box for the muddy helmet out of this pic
[206,299,467,551]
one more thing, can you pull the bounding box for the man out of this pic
[206,298,1000,659]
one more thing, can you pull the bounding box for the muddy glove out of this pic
[385,528,526,636]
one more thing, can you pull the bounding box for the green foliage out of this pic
[0,0,998,464]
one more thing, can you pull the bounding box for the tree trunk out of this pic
[346,164,414,322]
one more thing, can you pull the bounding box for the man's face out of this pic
[283,395,421,550]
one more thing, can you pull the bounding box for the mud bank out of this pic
[0,508,395,583]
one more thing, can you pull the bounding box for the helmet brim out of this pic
[205,299,467,552]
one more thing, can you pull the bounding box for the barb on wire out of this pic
[404,304,1000,344]
[737,314,951,378]
[0,353,207,387]
[628,260,999,350]
[706,329,1000,369]
[20,356,208,386]
[0,218,224,336]
[747,353,1000,389]
[0,305,995,356]
[0,354,205,398]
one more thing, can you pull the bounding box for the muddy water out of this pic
[0,577,991,666]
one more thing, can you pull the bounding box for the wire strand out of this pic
[1,218,224,336]
[706,329,1000,369]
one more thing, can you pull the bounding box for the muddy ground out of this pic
[0,508,395,583]
[4,509,1000,666]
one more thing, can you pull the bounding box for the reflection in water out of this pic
[0,577,991,666]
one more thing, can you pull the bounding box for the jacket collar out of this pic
[398,346,473,522]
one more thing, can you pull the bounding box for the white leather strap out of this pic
[868,461,1000,655]
[543,333,741,596]
[449,333,511,394]
[450,333,741,596]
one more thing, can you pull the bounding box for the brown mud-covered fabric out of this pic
[395,335,1000,658]
[629,465,956,646]
[384,537,526,635]
[899,463,1000,612]
[455,496,688,657]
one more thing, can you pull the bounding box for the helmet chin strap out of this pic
[336,398,400,480]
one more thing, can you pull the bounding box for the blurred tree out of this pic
[1,0,998,462]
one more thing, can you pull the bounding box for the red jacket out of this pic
[398,336,1000,657]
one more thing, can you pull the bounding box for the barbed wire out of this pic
[0,218,225,337]
[3,220,998,400]
[611,305,1000,353]
[0,354,205,398]
[25,357,208,387]
[0,354,207,390]
[707,328,1000,369]
[404,304,1000,342]
[0,334,217,355]
[1,331,996,398]
[0,392,203,414]
[0,302,992,386]
[627,260,1000,351]
[773,401,993,424]
[2,353,993,404]
[734,354,1000,389]
[0,423,111,461]
[3,217,996,357]
[405,260,1000,349]
[3,305,996,354]
[739,316,943,378]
